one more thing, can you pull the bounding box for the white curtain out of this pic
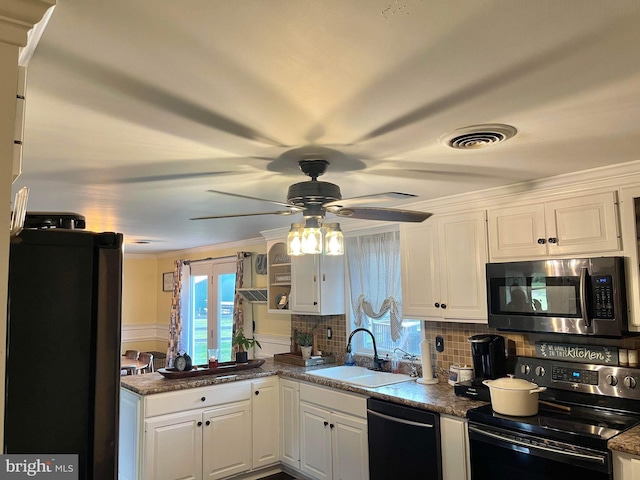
[346,231,403,341]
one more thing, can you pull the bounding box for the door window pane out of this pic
[191,275,208,364]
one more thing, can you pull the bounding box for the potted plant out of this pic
[232,328,261,364]
[295,331,314,359]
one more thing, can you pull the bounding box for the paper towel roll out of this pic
[417,340,438,385]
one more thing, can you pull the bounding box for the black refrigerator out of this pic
[5,228,123,480]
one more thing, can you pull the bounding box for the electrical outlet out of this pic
[435,335,445,352]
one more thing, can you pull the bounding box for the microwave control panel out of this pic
[592,275,614,319]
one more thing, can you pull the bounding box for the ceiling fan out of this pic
[190,159,432,224]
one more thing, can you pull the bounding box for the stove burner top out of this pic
[468,399,640,450]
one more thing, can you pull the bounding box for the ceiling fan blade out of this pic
[324,192,417,208]
[206,190,300,210]
[190,211,299,221]
[330,206,431,223]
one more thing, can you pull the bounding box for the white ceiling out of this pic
[13,0,640,253]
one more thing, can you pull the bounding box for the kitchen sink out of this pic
[307,365,414,388]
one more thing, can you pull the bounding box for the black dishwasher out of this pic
[367,398,442,480]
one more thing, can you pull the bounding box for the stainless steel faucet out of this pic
[347,328,386,371]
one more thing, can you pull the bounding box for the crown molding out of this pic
[0,0,55,47]
[154,236,264,259]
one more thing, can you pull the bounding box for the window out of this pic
[185,259,236,364]
[346,230,422,357]
[351,311,422,357]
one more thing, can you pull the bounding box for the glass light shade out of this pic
[324,223,344,255]
[287,223,304,256]
[301,218,323,254]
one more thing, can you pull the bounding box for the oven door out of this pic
[468,423,612,480]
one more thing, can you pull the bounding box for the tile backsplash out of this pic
[291,314,640,377]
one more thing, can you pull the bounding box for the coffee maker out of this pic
[454,334,508,401]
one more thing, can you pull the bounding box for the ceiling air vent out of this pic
[440,124,517,150]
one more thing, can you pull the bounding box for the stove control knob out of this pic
[520,364,531,375]
[606,374,618,386]
[624,376,637,389]
[535,366,546,377]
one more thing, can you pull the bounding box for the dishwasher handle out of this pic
[367,409,434,428]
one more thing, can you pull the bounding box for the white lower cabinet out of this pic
[280,378,300,469]
[298,383,368,480]
[440,415,470,480]
[251,377,280,469]
[613,451,640,480]
[120,378,279,480]
[144,410,203,480]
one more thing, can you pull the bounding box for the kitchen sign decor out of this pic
[535,341,618,365]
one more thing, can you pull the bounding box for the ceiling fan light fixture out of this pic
[301,217,323,255]
[324,223,344,256]
[287,223,304,256]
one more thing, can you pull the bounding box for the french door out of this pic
[188,259,236,364]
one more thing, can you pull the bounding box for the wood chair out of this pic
[122,350,140,375]
[138,352,154,374]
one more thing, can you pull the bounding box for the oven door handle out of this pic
[468,426,607,465]
[580,266,591,328]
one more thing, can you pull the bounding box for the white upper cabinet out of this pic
[266,241,292,314]
[401,210,488,322]
[488,191,620,260]
[290,253,345,315]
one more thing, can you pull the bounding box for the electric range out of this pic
[466,357,640,479]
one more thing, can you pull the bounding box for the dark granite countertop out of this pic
[119,358,640,455]
[120,358,486,418]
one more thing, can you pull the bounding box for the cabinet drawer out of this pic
[299,383,367,418]
[144,381,251,418]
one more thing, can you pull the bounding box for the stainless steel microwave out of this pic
[486,257,628,337]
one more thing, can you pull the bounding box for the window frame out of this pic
[344,226,423,358]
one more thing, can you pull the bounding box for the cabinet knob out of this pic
[330,423,335,429]
[324,421,329,427]
[440,303,447,309]
[548,237,558,244]
[205,420,211,426]
[197,421,202,427]
[537,238,546,245]
[313,301,318,305]
[201,397,206,402]
[255,390,260,395]
[434,302,440,308]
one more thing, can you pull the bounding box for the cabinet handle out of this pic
[330,423,335,429]
[324,421,329,427]
[537,238,546,245]
[201,397,206,402]
[197,421,202,427]
[255,390,260,395]
[313,274,317,282]
[548,237,557,244]
[323,273,326,281]
[205,420,211,426]
[434,302,440,308]
[441,303,447,309]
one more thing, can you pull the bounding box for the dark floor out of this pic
[258,473,297,480]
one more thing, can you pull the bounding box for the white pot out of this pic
[483,376,547,416]
[300,346,313,359]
